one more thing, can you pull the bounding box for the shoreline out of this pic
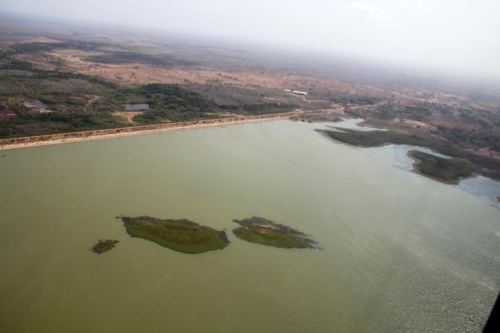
[0,112,298,151]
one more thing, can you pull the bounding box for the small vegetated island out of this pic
[232,217,317,249]
[118,216,229,254]
[92,239,119,254]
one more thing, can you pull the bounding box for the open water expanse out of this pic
[0,120,499,332]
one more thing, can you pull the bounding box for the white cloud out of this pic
[349,3,393,21]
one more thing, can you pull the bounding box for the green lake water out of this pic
[0,120,498,332]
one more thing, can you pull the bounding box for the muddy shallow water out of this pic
[0,120,498,332]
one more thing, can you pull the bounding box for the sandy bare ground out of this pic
[0,111,306,151]
[21,37,63,44]
[111,111,144,124]
[22,48,388,98]
[2,36,64,45]
[393,118,436,131]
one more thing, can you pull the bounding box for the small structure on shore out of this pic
[23,100,52,113]
[284,89,308,96]
[123,103,149,111]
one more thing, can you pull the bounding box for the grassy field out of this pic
[232,217,316,249]
[120,216,229,254]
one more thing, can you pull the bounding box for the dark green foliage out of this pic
[92,240,119,254]
[119,216,229,254]
[8,42,54,54]
[32,70,117,89]
[139,83,208,109]
[0,70,296,137]
[183,84,299,115]
[0,62,124,137]
[232,217,316,249]
[351,100,500,155]
[0,66,116,98]
[39,96,87,106]
[409,151,473,184]
[319,127,500,181]
[91,83,221,124]
[7,41,108,55]
[366,102,432,121]
[319,128,415,147]
[90,83,296,124]
[0,40,298,136]
[0,102,121,136]
[0,45,15,56]
[1,59,34,70]
[222,102,296,115]
[87,52,196,67]
[233,228,311,248]
[435,125,500,152]
[58,41,109,51]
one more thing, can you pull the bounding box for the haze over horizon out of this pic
[2,0,499,81]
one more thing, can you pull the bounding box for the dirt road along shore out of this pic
[0,111,303,151]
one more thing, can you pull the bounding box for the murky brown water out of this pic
[0,120,498,332]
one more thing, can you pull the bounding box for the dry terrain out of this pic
[0,16,499,164]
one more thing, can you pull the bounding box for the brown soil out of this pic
[111,111,144,124]
[393,118,436,131]
[20,37,63,44]
[24,48,386,99]
[4,31,498,160]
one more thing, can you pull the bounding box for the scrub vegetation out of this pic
[319,128,500,182]
[86,51,196,67]
[1,18,500,186]
[0,37,297,137]
[408,151,473,184]
[119,216,229,254]
[92,239,119,254]
[232,217,317,249]
[346,102,500,156]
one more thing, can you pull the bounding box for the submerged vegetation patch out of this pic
[92,239,119,254]
[232,217,317,249]
[118,216,229,254]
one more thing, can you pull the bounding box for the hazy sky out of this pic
[2,0,500,79]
